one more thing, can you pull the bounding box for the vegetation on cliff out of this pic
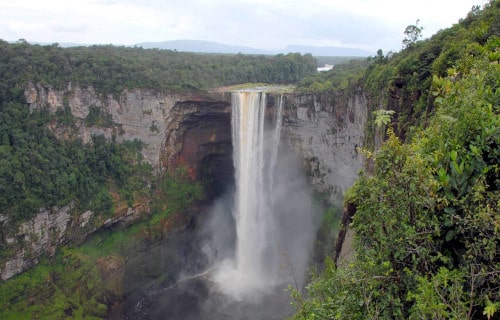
[0,165,205,319]
[0,248,108,319]
[296,58,369,93]
[0,97,151,224]
[293,1,499,319]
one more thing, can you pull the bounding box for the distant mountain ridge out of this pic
[135,39,373,57]
[23,39,372,57]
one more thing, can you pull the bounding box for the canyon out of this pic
[0,82,366,281]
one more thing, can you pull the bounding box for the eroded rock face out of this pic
[282,91,367,204]
[1,204,72,280]
[25,82,196,169]
[161,98,233,199]
[2,83,367,280]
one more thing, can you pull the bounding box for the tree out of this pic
[403,19,423,49]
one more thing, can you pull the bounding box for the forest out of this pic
[292,1,500,319]
[0,40,316,96]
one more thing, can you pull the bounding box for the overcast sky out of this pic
[0,0,485,53]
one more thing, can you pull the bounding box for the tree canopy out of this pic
[293,1,500,319]
[0,41,317,97]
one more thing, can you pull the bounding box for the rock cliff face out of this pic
[282,90,367,204]
[0,84,232,280]
[0,204,71,280]
[24,82,190,169]
[161,97,233,199]
[1,84,367,280]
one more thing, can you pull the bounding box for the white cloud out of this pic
[0,0,484,51]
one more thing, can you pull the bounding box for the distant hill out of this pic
[135,39,272,55]
[135,39,373,57]
[24,39,372,57]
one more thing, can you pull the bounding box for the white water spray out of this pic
[212,90,316,301]
[212,91,284,296]
[233,91,283,281]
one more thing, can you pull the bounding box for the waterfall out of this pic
[213,91,285,297]
[233,91,283,282]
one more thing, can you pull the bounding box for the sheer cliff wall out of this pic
[1,84,367,280]
[282,91,367,204]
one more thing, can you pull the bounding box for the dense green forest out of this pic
[293,1,499,319]
[0,40,316,96]
[296,58,370,92]
[0,98,151,223]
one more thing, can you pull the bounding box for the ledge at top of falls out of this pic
[209,84,296,94]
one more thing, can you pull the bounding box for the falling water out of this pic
[124,90,318,319]
[213,91,286,297]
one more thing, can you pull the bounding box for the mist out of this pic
[122,92,321,320]
[206,146,319,289]
[200,91,320,317]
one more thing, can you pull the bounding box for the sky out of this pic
[0,0,487,53]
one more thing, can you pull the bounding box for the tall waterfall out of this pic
[212,90,315,302]
[212,91,286,297]
[232,91,283,283]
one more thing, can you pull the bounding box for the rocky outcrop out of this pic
[0,199,149,280]
[282,90,367,204]
[1,204,72,280]
[334,202,357,266]
[26,82,199,169]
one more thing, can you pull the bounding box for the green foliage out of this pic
[54,105,76,126]
[373,109,395,128]
[403,20,424,49]
[79,223,146,258]
[296,59,369,93]
[484,298,500,320]
[149,123,159,133]
[293,2,500,319]
[0,41,316,96]
[151,166,205,225]
[0,248,108,319]
[408,267,469,320]
[78,167,205,261]
[293,258,405,320]
[0,97,152,223]
[85,105,114,127]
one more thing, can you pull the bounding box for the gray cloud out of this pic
[0,0,482,51]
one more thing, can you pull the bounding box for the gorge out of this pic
[0,78,367,319]
[122,89,323,319]
[0,83,366,283]
[3,6,496,316]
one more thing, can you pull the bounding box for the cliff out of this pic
[0,84,232,280]
[1,84,367,280]
[282,90,367,204]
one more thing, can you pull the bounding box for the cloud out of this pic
[0,0,484,50]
